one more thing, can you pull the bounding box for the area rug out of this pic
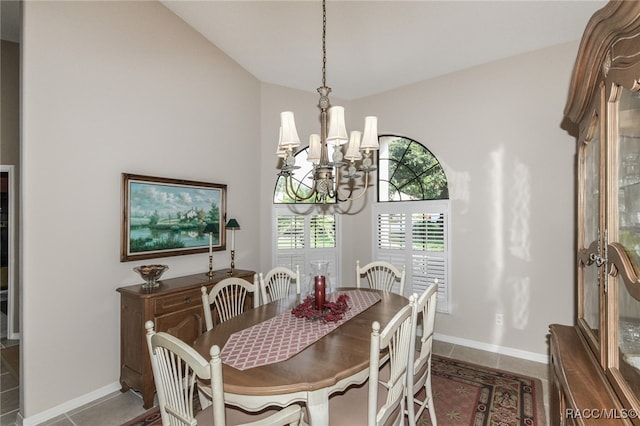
[418,355,546,426]
[121,355,545,426]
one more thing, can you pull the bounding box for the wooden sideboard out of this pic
[116,268,255,408]
[550,324,632,425]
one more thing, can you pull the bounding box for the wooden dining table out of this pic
[192,287,408,425]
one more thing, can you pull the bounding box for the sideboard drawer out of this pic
[154,288,202,315]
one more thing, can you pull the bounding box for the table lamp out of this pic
[226,218,240,275]
[203,223,218,278]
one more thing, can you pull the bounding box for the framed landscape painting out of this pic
[121,173,227,262]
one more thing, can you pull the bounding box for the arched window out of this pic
[374,135,451,313]
[378,135,449,201]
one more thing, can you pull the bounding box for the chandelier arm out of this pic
[284,174,317,202]
[333,165,371,202]
[284,175,303,200]
[285,178,310,202]
[283,178,299,201]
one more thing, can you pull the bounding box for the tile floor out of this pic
[1,337,20,426]
[1,338,550,426]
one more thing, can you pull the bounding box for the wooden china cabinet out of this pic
[551,1,640,424]
[116,268,255,409]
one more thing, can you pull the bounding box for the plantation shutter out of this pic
[274,207,341,292]
[373,213,408,295]
[307,214,338,289]
[373,200,451,313]
[276,214,306,271]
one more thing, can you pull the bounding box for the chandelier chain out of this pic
[321,0,327,88]
[276,0,379,204]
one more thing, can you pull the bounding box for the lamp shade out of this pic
[326,106,348,145]
[307,134,321,163]
[278,111,301,151]
[203,223,218,234]
[226,218,240,229]
[359,116,379,151]
[344,131,363,161]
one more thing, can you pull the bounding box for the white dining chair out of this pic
[145,321,303,426]
[328,295,416,425]
[201,276,259,331]
[406,284,438,426]
[356,260,406,295]
[259,266,300,303]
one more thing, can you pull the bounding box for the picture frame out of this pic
[121,173,227,262]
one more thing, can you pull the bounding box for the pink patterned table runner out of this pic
[221,290,381,371]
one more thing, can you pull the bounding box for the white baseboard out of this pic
[434,332,549,364]
[19,382,122,426]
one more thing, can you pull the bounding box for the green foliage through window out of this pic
[378,135,448,201]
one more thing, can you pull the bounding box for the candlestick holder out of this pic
[228,249,236,276]
[225,218,240,276]
[203,222,217,279]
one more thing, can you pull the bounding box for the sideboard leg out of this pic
[143,388,154,410]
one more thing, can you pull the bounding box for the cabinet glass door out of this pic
[618,88,640,275]
[615,86,640,399]
[579,119,602,338]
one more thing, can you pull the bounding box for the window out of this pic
[378,135,448,201]
[273,205,340,288]
[376,135,451,313]
[271,135,450,312]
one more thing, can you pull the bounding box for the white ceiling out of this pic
[161,0,608,100]
[2,1,607,100]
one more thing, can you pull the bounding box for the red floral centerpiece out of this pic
[291,294,350,323]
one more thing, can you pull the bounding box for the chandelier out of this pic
[276,0,379,204]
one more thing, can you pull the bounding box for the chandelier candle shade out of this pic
[226,218,240,275]
[276,0,379,204]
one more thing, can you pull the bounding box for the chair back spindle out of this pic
[356,260,406,295]
[259,266,300,303]
[201,276,259,331]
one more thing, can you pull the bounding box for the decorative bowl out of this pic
[134,264,169,288]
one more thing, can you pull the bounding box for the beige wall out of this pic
[349,42,578,356]
[20,0,578,420]
[21,1,260,418]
